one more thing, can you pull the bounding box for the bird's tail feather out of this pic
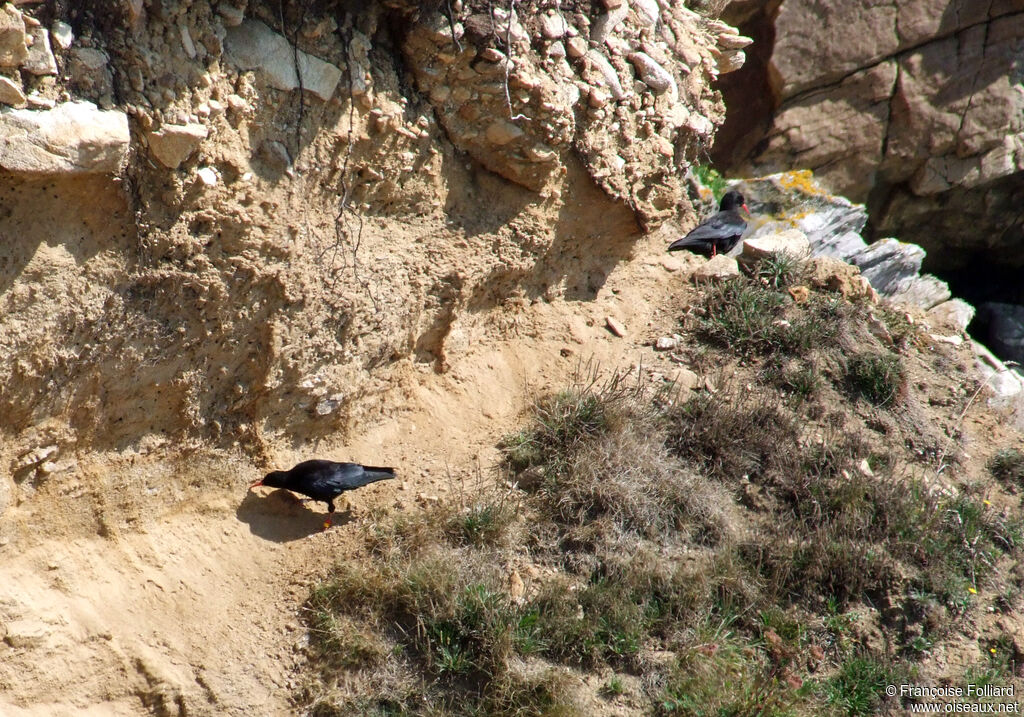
[361,466,396,483]
[667,237,700,251]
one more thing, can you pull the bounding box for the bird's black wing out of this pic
[320,463,395,492]
[682,212,746,242]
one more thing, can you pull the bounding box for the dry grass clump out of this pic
[301,278,1024,715]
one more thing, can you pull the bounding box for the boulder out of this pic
[805,256,878,302]
[735,171,869,258]
[740,228,810,263]
[22,26,57,76]
[691,254,740,282]
[0,75,25,107]
[973,341,1024,407]
[0,3,27,68]
[225,20,342,101]
[888,274,951,311]
[847,238,924,296]
[926,299,975,334]
[0,101,130,174]
[68,47,114,102]
[146,123,209,169]
[717,1,1024,273]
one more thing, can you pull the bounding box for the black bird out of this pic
[249,460,396,528]
[668,189,750,257]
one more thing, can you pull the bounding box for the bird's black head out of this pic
[719,190,746,211]
[260,470,290,489]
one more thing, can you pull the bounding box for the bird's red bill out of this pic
[248,479,264,489]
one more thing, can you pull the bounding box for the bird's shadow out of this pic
[236,489,352,542]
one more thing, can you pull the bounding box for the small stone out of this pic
[226,94,247,112]
[258,139,292,170]
[566,36,587,59]
[586,50,626,100]
[25,93,54,109]
[218,4,245,27]
[546,41,566,59]
[51,20,72,50]
[206,99,224,116]
[605,316,626,337]
[588,87,609,108]
[628,52,676,97]
[715,49,746,74]
[788,285,810,303]
[539,12,567,40]
[655,336,678,351]
[485,120,524,145]
[23,27,57,76]
[225,20,342,101]
[930,334,964,347]
[480,47,506,63]
[718,33,754,50]
[741,229,811,263]
[0,101,130,174]
[857,458,874,477]
[632,0,660,25]
[179,18,197,59]
[0,4,28,68]
[146,123,209,169]
[196,166,218,186]
[691,254,740,282]
[926,299,975,334]
[672,368,700,390]
[0,75,26,107]
[69,47,113,100]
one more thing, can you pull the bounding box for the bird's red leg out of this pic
[711,244,717,258]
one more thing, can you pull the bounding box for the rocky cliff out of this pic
[714,0,1024,283]
[0,0,749,482]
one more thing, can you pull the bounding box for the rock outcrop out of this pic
[714,0,1024,274]
[0,0,750,460]
[399,0,753,225]
[734,169,1024,405]
[0,101,130,174]
[736,170,953,312]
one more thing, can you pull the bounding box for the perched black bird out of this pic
[249,460,395,528]
[668,189,750,257]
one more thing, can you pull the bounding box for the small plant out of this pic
[822,654,898,716]
[602,675,626,697]
[694,280,787,356]
[762,359,820,401]
[448,502,513,547]
[694,277,844,359]
[846,352,904,406]
[753,253,804,289]
[694,164,728,200]
[988,448,1024,485]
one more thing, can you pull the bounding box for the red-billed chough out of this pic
[668,189,750,257]
[249,460,395,528]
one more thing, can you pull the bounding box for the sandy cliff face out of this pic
[0,0,745,470]
[0,2,747,712]
[713,0,1024,273]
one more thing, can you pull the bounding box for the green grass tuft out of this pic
[846,352,904,406]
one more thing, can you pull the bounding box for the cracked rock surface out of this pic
[714,0,1024,271]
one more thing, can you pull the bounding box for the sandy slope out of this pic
[0,230,699,715]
